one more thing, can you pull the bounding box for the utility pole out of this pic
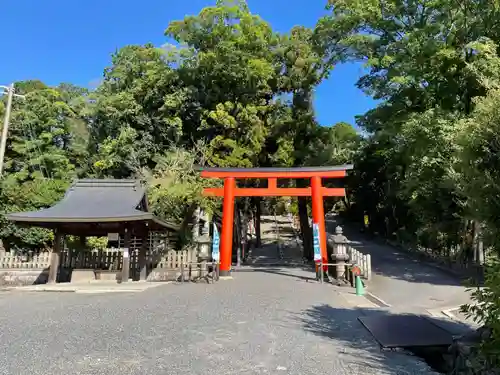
[0,84,25,176]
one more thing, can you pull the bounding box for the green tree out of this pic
[87,44,187,176]
[166,0,281,168]
[0,82,87,250]
[318,0,500,250]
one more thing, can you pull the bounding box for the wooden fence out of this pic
[0,247,199,272]
[0,231,175,269]
[0,247,203,285]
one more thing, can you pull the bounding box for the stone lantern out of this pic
[196,234,212,278]
[330,226,350,279]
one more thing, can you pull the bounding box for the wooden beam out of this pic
[203,187,346,197]
[268,178,277,189]
[201,170,346,179]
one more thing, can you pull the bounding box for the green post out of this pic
[355,275,365,296]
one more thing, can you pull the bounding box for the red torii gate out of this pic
[200,165,353,276]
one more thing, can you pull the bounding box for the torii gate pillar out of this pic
[220,177,236,276]
[311,176,327,270]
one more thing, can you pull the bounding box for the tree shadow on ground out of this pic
[325,218,473,288]
[290,304,474,374]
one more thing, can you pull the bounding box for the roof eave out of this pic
[150,217,180,232]
[6,213,154,223]
[195,164,354,172]
[7,213,180,232]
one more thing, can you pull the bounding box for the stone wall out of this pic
[0,269,48,286]
[448,326,499,375]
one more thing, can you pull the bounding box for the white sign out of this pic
[108,233,119,241]
[313,223,321,261]
[212,224,220,262]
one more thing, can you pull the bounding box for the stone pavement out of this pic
[6,280,166,294]
[0,267,439,375]
[326,217,474,321]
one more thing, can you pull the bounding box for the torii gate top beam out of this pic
[200,165,353,198]
[200,165,353,179]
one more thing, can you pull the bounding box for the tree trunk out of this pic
[297,179,313,260]
[255,198,262,248]
[241,208,249,262]
[342,196,351,211]
[235,208,242,267]
[179,203,198,246]
[473,220,485,265]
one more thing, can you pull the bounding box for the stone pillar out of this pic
[0,239,6,257]
[138,234,148,281]
[197,234,211,278]
[192,207,201,242]
[201,210,210,236]
[120,229,131,283]
[48,229,62,284]
[330,226,349,280]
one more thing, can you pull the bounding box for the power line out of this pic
[0,84,25,176]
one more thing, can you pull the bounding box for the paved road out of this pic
[327,218,472,315]
[0,269,438,375]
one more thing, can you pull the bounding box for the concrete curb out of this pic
[6,281,171,294]
[441,308,458,319]
[339,291,379,309]
[75,289,146,294]
[14,288,149,294]
[426,305,466,320]
[365,291,392,308]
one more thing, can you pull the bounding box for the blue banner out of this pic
[313,223,321,261]
[212,224,220,262]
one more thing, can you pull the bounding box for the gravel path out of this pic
[0,268,438,375]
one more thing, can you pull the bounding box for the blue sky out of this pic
[1,0,376,127]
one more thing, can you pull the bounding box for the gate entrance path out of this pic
[0,254,440,375]
[244,215,304,267]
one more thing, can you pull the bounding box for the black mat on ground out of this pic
[358,314,454,348]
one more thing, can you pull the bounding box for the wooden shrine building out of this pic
[7,179,178,283]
